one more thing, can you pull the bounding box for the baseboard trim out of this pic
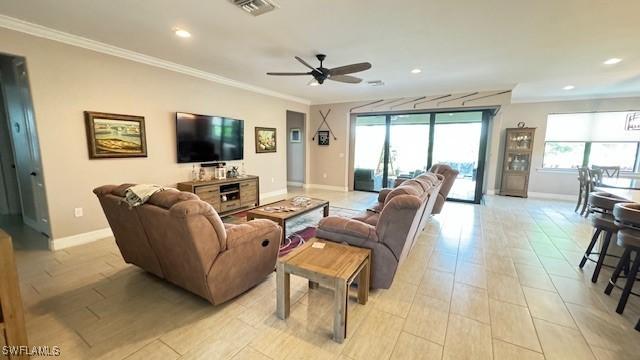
[527,192,576,202]
[287,181,304,187]
[260,188,288,201]
[50,227,113,251]
[487,189,497,195]
[304,184,349,192]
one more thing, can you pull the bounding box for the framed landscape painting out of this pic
[255,127,277,153]
[84,111,147,159]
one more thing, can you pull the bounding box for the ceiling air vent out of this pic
[232,0,278,16]
[367,80,385,87]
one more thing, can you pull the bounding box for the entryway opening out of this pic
[0,53,50,249]
[286,110,306,188]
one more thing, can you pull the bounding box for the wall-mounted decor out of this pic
[312,109,338,145]
[84,111,147,159]
[255,127,277,153]
[318,131,330,146]
[290,128,301,143]
[626,112,640,130]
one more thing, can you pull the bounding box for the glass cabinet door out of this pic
[506,152,530,171]
[507,130,533,151]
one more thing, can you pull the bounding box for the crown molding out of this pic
[0,14,311,105]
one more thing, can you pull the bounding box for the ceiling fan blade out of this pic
[294,56,323,75]
[266,72,311,76]
[329,62,372,76]
[328,75,362,84]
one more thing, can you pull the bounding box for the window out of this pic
[542,142,585,169]
[542,111,640,171]
[589,142,638,172]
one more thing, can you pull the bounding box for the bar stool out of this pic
[604,202,640,315]
[575,167,589,213]
[579,192,626,283]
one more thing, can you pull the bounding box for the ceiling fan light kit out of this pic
[267,54,372,85]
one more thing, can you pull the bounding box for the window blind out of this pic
[545,111,640,142]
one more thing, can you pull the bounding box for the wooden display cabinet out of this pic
[500,127,536,198]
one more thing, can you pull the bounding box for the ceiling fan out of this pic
[267,54,372,85]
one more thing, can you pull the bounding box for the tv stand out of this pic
[177,175,259,215]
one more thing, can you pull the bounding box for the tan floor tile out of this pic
[373,280,418,318]
[231,347,273,360]
[342,309,404,360]
[539,256,581,279]
[566,303,640,355]
[514,263,556,291]
[534,318,596,360]
[390,332,443,360]
[428,251,457,273]
[454,262,487,289]
[179,319,258,359]
[590,346,638,360]
[549,275,606,311]
[522,287,576,328]
[442,314,492,360]
[417,269,454,303]
[485,256,518,278]
[450,282,490,324]
[492,339,544,360]
[124,340,179,360]
[403,294,449,345]
[489,299,541,352]
[487,272,526,306]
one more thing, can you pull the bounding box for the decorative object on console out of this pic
[214,163,227,179]
[227,166,239,178]
[255,127,277,153]
[290,128,301,143]
[312,109,338,145]
[84,111,147,159]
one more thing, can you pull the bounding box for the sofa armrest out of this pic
[317,216,378,243]
[225,219,282,249]
[378,188,393,203]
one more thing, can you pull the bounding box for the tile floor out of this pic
[6,189,640,360]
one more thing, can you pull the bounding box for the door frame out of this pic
[351,107,497,204]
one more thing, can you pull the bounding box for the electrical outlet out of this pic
[74,208,83,217]
[271,177,275,183]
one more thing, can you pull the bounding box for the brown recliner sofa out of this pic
[316,178,439,289]
[94,184,282,305]
[428,164,459,214]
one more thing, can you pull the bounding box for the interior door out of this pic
[1,57,50,235]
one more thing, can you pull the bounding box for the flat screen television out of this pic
[176,112,244,163]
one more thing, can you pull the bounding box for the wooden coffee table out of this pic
[246,197,329,242]
[276,238,371,343]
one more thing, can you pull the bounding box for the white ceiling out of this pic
[1,0,639,104]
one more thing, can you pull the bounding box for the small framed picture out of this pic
[290,128,301,143]
[255,127,277,153]
[84,111,147,159]
[318,130,330,146]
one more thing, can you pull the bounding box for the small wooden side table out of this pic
[276,238,370,343]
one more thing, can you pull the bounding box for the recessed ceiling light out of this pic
[603,58,622,65]
[563,85,575,90]
[173,28,191,38]
[411,68,422,74]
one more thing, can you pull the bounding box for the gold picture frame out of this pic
[255,127,277,153]
[84,111,147,159]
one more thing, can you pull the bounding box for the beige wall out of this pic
[309,94,640,197]
[309,92,512,192]
[0,28,309,241]
[500,97,640,196]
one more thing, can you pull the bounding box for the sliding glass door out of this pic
[353,110,490,204]
[432,112,486,202]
